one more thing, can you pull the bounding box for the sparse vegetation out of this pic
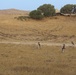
[15,16,30,21]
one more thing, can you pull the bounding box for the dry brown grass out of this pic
[0,9,29,15]
[0,44,76,75]
[0,15,76,42]
[0,12,76,75]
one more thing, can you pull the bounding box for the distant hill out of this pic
[0,8,30,15]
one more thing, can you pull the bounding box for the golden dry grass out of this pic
[0,44,76,75]
[0,15,76,42]
[0,11,76,75]
[0,9,29,15]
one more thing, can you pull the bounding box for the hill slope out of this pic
[0,14,76,43]
[0,9,29,15]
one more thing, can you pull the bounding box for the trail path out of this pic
[0,41,76,47]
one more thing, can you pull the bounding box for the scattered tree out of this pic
[29,4,56,19]
[37,4,56,17]
[29,10,44,19]
[60,4,76,14]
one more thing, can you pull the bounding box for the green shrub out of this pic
[15,16,30,21]
[37,4,56,17]
[60,4,76,14]
[29,10,44,19]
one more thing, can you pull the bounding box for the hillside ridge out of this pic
[0,8,30,15]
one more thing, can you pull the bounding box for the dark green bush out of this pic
[29,10,44,19]
[37,4,56,17]
[60,4,76,14]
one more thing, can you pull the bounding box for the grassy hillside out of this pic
[0,14,76,43]
[0,10,76,75]
[0,9,29,15]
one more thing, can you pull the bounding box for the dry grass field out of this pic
[0,10,76,75]
[0,14,76,43]
[0,44,76,75]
